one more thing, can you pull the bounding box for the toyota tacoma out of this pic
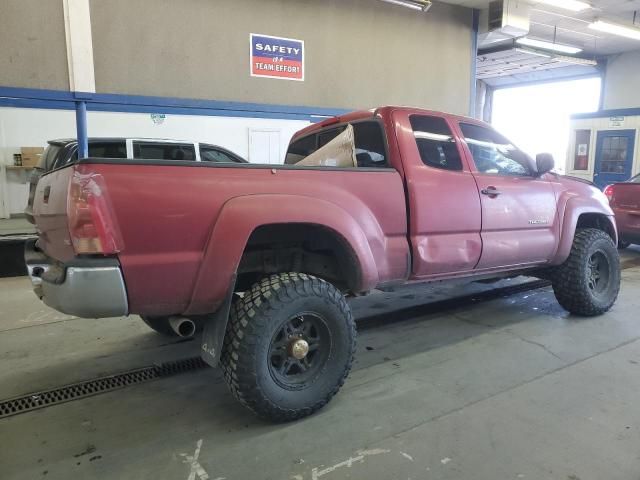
[26,106,621,421]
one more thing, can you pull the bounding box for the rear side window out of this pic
[460,123,533,176]
[285,120,388,168]
[133,142,195,161]
[630,173,640,183]
[410,115,462,171]
[353,122,387,168]
[200,145,240,163]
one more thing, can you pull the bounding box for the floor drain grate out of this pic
[0,357,207,419]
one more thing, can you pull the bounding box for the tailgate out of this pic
[610,183,640,212]
[32,166,76,262]
[611,183,640,236]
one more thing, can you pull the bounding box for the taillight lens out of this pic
[603,184,614,203]
[67,171,123,255]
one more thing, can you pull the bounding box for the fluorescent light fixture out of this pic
[515,47,552,58]
[378,0,433,12]
[516,37,583,54]
[589,20,640,40]
[535,0,590,11]
[554,55,597,65]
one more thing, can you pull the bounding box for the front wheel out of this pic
[552,228,620,316]
[220,273,356,422]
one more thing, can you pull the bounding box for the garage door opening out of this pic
[491,77,602,174]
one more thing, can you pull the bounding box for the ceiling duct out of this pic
[479,0,530,47]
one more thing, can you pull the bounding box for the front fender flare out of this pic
[549,195,617,265]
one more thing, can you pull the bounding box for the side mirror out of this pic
[535,153,554,176]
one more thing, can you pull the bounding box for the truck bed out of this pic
[32,159,409,315]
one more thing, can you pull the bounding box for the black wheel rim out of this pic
[268,312,331,390]
[587,250,610,295]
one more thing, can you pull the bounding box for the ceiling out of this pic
[526,0,640,56]
[476,48,600,85]
[438,0,640,83]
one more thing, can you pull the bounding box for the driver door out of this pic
[457,122,558,269]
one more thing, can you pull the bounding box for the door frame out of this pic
[0,165,8,219]
[594,129,636,190]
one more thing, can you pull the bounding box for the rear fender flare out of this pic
[186,194,379,314]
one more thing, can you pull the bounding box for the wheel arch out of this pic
[185,194,380,315]
[236,222,363,292]
[550,196,617,265]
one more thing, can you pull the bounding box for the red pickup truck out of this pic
[604,174,640,248]
[26,106,620,421]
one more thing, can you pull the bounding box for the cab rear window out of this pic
[285,121,388,168]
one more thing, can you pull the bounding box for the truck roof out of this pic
[291,106,483,142]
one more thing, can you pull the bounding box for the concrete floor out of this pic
[1,247,640,480]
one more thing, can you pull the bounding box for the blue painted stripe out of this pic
[571,107,640,119]
[86,102,321,121]
[0,85,349,121]
[0,97,76,110]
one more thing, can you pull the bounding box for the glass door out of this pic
[594,129,635,189]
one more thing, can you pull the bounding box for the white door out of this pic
[248,129,281,164]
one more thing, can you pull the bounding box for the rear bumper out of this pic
[24,239,129,318]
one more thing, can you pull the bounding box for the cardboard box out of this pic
[20,147,45,168]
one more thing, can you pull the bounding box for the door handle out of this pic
[481,187,501,196]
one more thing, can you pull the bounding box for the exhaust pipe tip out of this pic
[168,316,196,338]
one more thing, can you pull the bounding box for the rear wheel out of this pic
[220,273,356,422]
[552,228,620,316]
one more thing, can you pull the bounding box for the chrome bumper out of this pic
[24,240,129,318]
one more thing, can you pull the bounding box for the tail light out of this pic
[67,170,123,255]
[603,184,614,203]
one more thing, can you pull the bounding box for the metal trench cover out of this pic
[0,279,557,420]
[0,357,207,419]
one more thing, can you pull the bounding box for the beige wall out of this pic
[90,0,473,114]
[602,50,640,110]
[0,0,69,90]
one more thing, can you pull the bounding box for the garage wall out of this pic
[602,51,640,110]
[0,0,69,90]
[0,106,310,216]
[89,0,473,115]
